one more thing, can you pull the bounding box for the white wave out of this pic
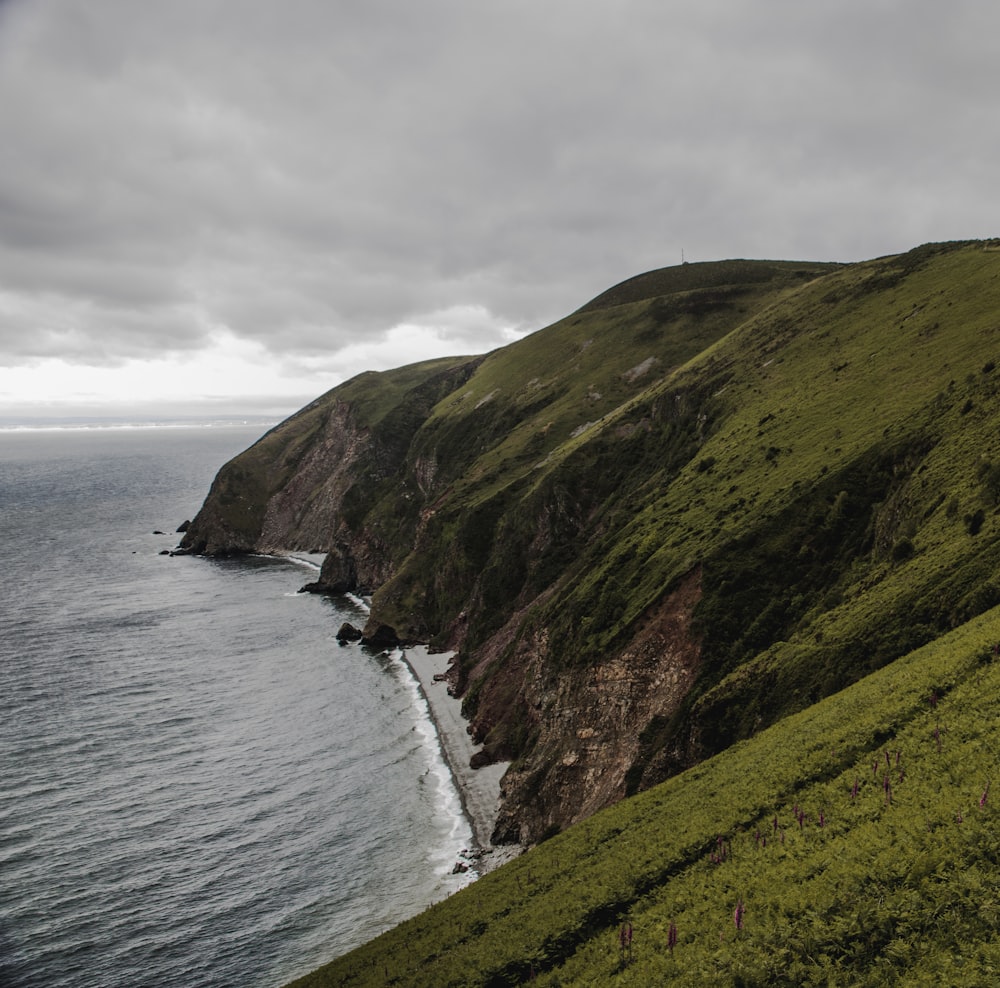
[345,592,371,613]
[390,649,476,880]
[278,552,326,572]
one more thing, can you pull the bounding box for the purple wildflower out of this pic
[734,898,745,931]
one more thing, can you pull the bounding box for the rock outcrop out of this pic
[334,622,364,643]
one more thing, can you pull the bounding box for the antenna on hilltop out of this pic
[681,247,687,265]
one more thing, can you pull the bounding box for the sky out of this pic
[1,0,998,421]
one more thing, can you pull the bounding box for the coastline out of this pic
[399,646,522,873]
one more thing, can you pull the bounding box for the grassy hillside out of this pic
[369,259,836,645]
[185,241,1000,838]
[531,242,1000,665]
[174,239,1000,982]
[180,354,478,554]
[287,602,1000,986]
[427,241,1000,803]
[270,241,1000,985]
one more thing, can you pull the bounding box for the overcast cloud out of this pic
[1,0,998,418]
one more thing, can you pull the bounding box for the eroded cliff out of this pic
[182,243,1000,845]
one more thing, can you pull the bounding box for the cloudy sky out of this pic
[1,0,997,420]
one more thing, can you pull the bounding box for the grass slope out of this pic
[282,241,1000,987]
[366,259,834,646]
[287,603,1000,987]
[187,242,1000,982]
[181,355,476,552]
[536,242,1000,663]
[500,241,1000,773]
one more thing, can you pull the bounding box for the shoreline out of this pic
[399,646,522,873]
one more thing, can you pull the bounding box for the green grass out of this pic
[286,604,1000,987]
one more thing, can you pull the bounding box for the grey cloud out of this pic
[0,0,998,379]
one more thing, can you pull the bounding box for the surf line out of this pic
[392,646,479,878]
[395,645,518,875]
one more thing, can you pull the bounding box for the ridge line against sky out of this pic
[1,0,998,420]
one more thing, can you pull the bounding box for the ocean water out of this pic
[0,424,473,988]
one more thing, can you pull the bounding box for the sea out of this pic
[0,421,475,988]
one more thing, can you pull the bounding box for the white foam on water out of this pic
[345,592,371,612]
[389,648,476,881]
[276,552,326,572]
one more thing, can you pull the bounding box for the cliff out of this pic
[183,240,1000,845]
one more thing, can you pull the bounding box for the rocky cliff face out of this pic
[180,398,367,556]
[479,569,703,844]
[181,243,1000,845]
[182,355,482,585]
[255,400,370,553]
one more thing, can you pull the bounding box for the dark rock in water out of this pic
[169,547,192,556]
[158,549,170,556]
[176,520,191,533]
[363,623,400,649]
[336,622,364,643]
[451,861,469,874]
[153,530,166,535]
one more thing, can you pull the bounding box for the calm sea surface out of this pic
[0,424,473,988]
